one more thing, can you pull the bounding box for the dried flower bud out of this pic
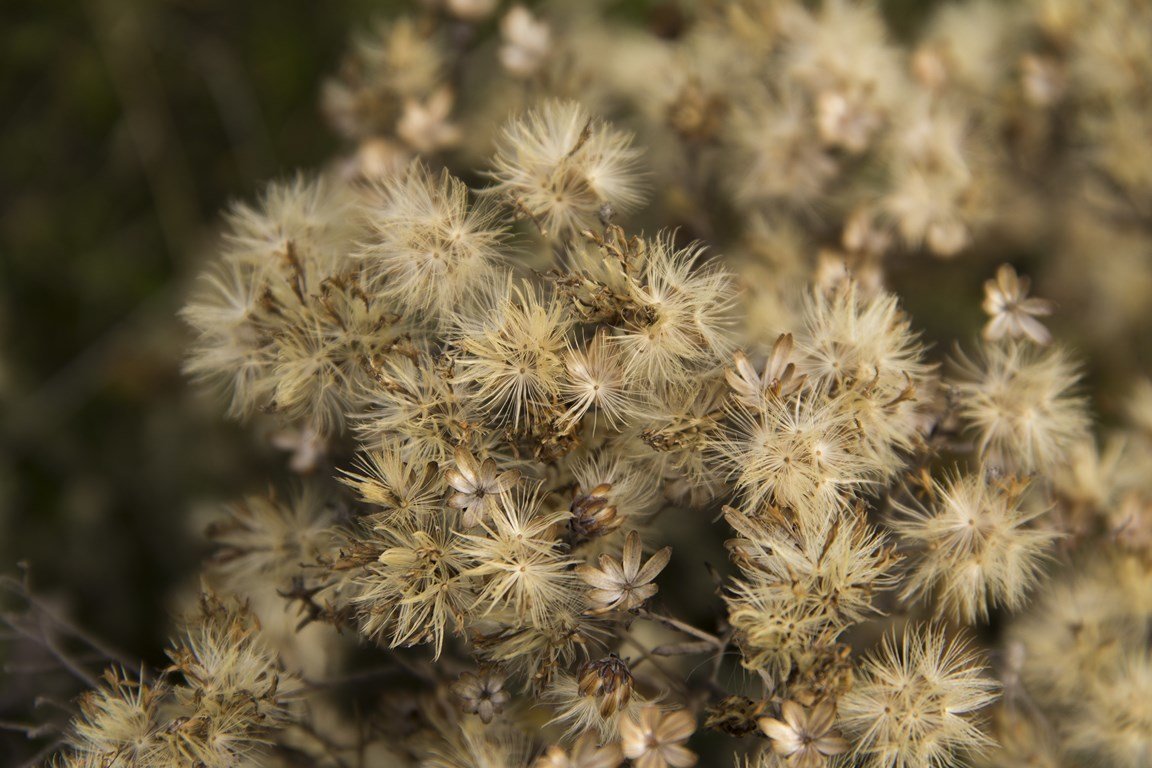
[577,655,635,718]
[704,696,770,738]
[569,482,623,543]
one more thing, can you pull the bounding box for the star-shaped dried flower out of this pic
[396,87,462,154]
[620,706,697,768]
[982,264,1052,345]
[577,531,671,614]
[759,700,849,768]
[446,447,520,527]
[535,732,624,768]
[451,668,511,724]
[499,6,551,78]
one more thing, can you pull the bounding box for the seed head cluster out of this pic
[48,1,1152,766]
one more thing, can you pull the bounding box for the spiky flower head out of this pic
[714,392,881,519]
[461,486,580,629]
[358,163,507,324]
[725,504,897,634]
[486,100,645,238]
[890,471,1056,623]
[353,511,474,658]
[953,341,1089,474]
[839,624,998,768]
[453,278,573,430]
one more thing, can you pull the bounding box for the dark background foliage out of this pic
[1,1,380,762]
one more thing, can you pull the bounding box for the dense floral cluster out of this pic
[51,1,1152,767]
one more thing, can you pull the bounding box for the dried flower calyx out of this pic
[577,530,671,614]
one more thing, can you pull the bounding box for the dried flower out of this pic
[453,279,572,429]
[620,706,698,768]
[461,487,579,628]
[486,101,644,237]
[150,4,1152,768]
[452,668,511,724]
[577,530,670,614]
[890,471,1056,623]
[953,341,1089,474]
[358,163,506,323]
[446,446,521,527]
[714,392,880,517]
[354,511,473,658]
[607,236,736,385]
[535,732,624,768]
[839,625,998,768]
[561,330,640,431]
[206,485,335,588]
[982,264,1053,345]
[723,504,897,641]
[342,447,443,520]
[499,6,551,78]
[396,87,461,153]
[759,700,849,768]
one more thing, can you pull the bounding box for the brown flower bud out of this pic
[704,695,770,738]
[569,482,622,542]
[577,655,634,718]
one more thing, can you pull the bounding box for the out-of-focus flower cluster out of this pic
[49,1,1152,766]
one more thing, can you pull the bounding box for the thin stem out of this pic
[2,615,99,689]
[620,634,688,697]
[637,609,722,647]
[1,576,133,667]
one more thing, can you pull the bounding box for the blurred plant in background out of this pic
[1,1,379,763]
[4,0,1152,766]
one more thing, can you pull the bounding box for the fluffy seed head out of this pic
[453,279,573,430]
[1064,648,1152,768]
[795,282,931,396]
[953,341,1089,474]
[461,486,580,629]
[357,163,507,324]
[714,393,880,519]
[725,504,898,633]
[609,236,737,386]
[486,100,645,237]
[890,471,1056,623]
[839,624,998,768]
[354,512,474,659]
